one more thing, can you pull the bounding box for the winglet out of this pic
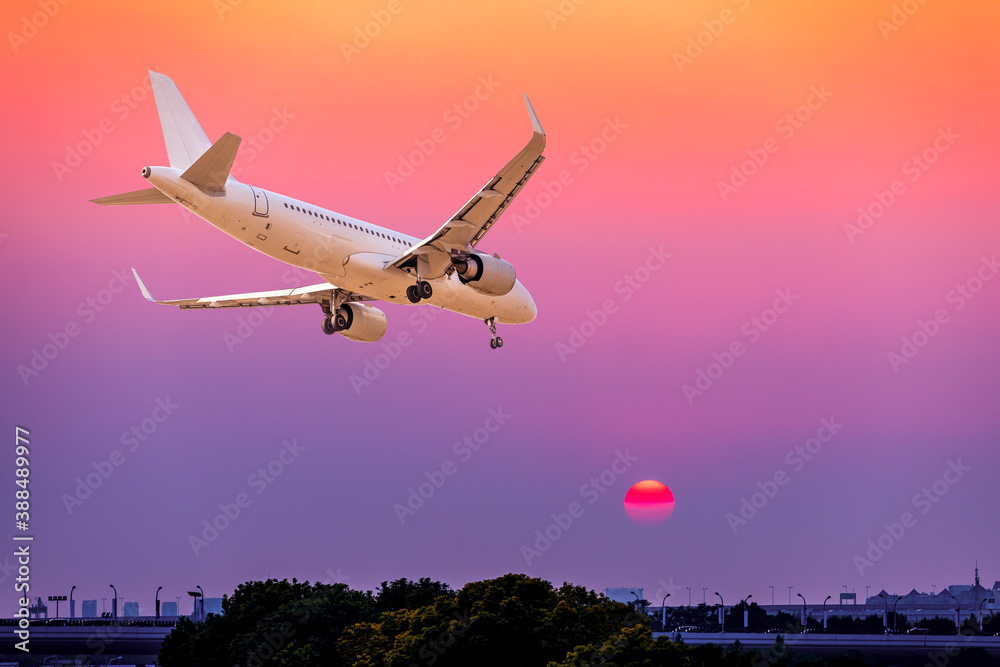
[524,95,545,137]
[131,268,157,302]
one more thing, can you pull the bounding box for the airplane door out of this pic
[249,186,269,217]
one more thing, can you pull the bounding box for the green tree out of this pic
[375,577,455,612]
[160,578,379,667]
[338,574,650,667]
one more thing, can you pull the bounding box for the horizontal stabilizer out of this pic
[90,187,174,206]
[181,132,241,194]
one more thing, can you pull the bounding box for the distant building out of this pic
[853,565,1000,622]
[204,597,224,616]
[29,598,47,619]
[865,566,997,609]
[123,602,139,617]
[161,601,178,617]
[605,587,644,604]
[82,600,97,618]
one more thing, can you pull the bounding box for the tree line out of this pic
[158,574,1000,666]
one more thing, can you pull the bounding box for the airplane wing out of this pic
[389,95,545,277]
[131,269,365,309]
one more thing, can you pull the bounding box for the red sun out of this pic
[624,480,675,525]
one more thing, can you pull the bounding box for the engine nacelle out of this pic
[335,303,388,343]
[454,253,516,296]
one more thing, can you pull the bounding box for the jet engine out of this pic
[334,303,387,342]
[454,253,516,296]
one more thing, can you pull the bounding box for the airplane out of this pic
[92,72,544,349]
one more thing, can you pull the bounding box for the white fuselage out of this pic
[145,168,537,324]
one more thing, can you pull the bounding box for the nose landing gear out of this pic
[485,317,503,349]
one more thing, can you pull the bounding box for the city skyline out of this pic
[22,562,999,619]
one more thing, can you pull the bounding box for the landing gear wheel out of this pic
[321,317,336,335]
[418,280,433,299]
[406,285,421,303]
[484,316,503,350]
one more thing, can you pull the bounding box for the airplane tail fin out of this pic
[91,73,242,206]
[149,71,213,170]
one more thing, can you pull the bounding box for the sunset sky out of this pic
[2,1,999,615]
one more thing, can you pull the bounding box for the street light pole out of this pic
[47,596,67,618]
[69,586,76,620]
[979,597,993,632]
[101,597,106,615]
[822,595,832,631]
[878,593,888,630]
[892,596,901,633]
[661,594,671,631]
[797,593,807,632]
[197,586,205,621]
[788,586,793,605]
[109,585,118,620]
[702,587,707,605]
[188,588,205,622]
[741,595,753,629]
[715,592,725,633]
[686,587,692,606]
[770,585,774,606]
[949,595,960,634]
[156,586,163,621]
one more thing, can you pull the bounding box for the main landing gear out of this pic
[485,317,503,350]
[321,309,350,335]
[320,296,350,335]
[406,280,433,304]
